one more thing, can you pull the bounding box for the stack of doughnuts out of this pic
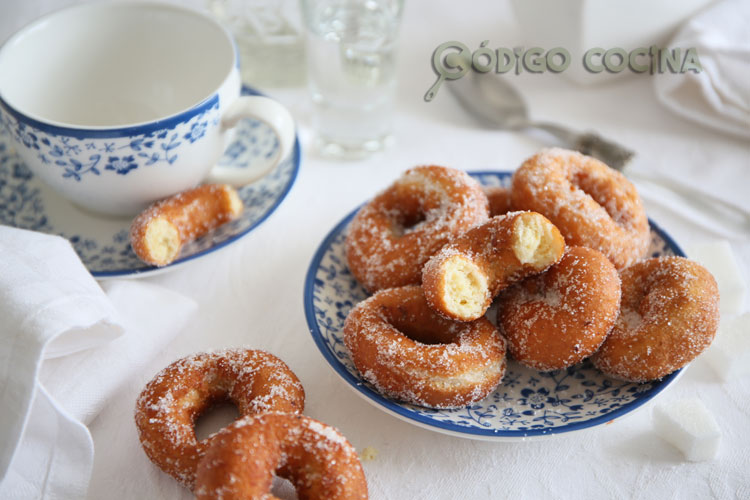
[343,150,720,409]
[135,348,368,498]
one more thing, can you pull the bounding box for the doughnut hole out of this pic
[143,216,181,265]
[194,400,240,440]
[437,255,489,321]
[390,209,427,237]
[571,169,634,228]
[511,212,565,270]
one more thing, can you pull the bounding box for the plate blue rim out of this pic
[90,85,301,278]
[303,170,685,439]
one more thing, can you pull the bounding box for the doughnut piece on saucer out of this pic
[591,257,720,382]
[345,165,488,292]
[511,148,649,269]
[343,285,506,409]
[134,348,305,489]
[196,413,368,499]
[422,211,565,322]
[130,183,243,266]
[497,246,621,371]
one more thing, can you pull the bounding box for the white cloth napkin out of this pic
[0,226,197,499]
[653,0,750,138]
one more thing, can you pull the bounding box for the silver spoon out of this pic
[448,71,750,237]
[448,70,635,169]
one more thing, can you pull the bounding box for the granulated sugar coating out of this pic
[343,285,507,409]
[511,148,650,270]
[195,413,368,499]
[130,184,243,266]
[345,165,488,293]
[134,348,305,489]
[592,257,720,382]
[497,246,621,371]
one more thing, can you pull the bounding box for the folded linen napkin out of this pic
[0,226,197,499]
[653,0,750,138]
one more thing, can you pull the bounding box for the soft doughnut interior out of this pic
[143,216,181,265]
[226,187,244,217]
[438,255,489,320]
[511,212,565,270]
[428,364,503,390]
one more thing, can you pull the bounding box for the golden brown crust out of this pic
[422,211,565,321]
[484,186,514,217]
[134,349,305,489]
[196,413,368,500]
[511,148,649,269]
[591,257,720,382]
[343,285,506,409]
[497,246,621,371]
[130,183,243,266]
[345,165,488,292]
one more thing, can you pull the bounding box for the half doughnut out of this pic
[422,211,565,322]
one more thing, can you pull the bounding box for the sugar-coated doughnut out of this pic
[343,285,506,409]
[511,148,649,269]
[484,186,514,217]
[196,413,368,500]
[130,183,243,266]
[134,348,305,489]
[345,165,488,292]
[591,257,720,382]
[422,211,565,322]
[497,246,621,371]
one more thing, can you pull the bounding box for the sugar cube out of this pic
[687,241,747,316]
[704,312,750,381]
[652,398,721,461]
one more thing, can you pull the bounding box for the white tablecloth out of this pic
[2,1,749,499]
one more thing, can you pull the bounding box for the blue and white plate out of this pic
[304,171,685,441]
[0,86,300,278]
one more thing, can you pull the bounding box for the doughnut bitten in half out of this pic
[422,211,565,322]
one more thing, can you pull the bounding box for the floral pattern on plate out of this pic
[0,86,299,278]
[304,171,684,440]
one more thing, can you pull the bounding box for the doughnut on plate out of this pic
[304,171,685,441]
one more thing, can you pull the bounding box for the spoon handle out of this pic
[574,132,636,170]
[531,122,635,169]
[531,121,579,145]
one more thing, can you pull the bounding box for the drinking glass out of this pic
[208,0,307,87]
[300,0,404,158]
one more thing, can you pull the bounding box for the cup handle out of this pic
[205,96,296,187]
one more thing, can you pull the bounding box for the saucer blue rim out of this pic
[303,170,685,439]
[89,85,301,277]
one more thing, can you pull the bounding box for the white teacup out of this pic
[0,2,296,216]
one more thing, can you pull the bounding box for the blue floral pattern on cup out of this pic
[304,172,685,439]
[0,87,299,277]
[0,99,220,182]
